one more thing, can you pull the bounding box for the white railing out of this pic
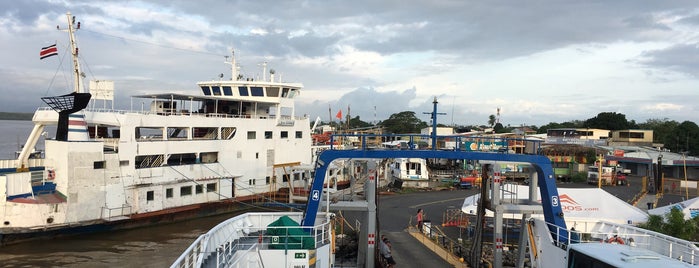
[542,219,699,265]
[171,212,333,268]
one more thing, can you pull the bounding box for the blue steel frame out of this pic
[301,135,568,240]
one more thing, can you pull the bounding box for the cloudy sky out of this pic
[2,1,699,127]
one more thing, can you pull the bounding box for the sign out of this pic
[613,149,624,157]
[311,190,319,201]
[294,252,306,259]
[551,196,559,207]
[271,236,279,244]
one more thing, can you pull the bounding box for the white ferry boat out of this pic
[0,12,327,245]
[389,158,429,188]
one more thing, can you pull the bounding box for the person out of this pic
[607,234,624,244]
[380,237,396,268]
[570,227,580,244]
[628,237,636,247]
[416,208,424,231]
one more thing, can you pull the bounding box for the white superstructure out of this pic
[0,12,320,245]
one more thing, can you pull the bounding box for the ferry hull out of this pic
[0,199,260,246]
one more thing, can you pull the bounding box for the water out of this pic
[0,119,208,267]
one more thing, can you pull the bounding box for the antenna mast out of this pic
[64,12,82,93]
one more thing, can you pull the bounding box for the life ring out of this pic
[47,169,55,180]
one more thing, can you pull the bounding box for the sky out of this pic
[2,1,699,127]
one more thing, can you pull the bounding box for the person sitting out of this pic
[380,237,396,268]
[569,227,580,244]
[607,234,624,244]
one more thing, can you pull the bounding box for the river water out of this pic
[0,119,231,267]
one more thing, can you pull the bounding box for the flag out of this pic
[40,44,58,59]
[336,110,342,120]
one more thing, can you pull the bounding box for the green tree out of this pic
[488,114,496,127]
[348,116,373,129]
[663,207,697,240]
[379,111,428,134]
[638,118,680,144]
[668,121,699,156]
[583,112,632,130]
[537,121,584,134]
[638,208,697,241]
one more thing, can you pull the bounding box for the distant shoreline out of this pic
[0,112,33,121]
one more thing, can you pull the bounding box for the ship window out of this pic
[222,127,237,139]
[120,160,129,166]
[265,131,273,139]
[288,89,297,98]
[200,152,219,163]
[294,173,300,181]
[238,86,249,96]
[266,176,270,184]
[211,86,222,96]
[94,161,105,169]
[283,174,290,182]
[196,185,203,194]
[296,131,302,139]
[249,179,256,185]
[167,153,197,166]
[146,190,154,201]
[222,86,233,96]
[282,88,289,97]
[247,131,256,139]
[250,87,264,96]
[136,127,163,141]
[266,87,280,97]
[206,183,216,192]
[201,86,211,95]
[193,127,217,140]
[281,131,288,138]
[180,186,192,196]
[167,127,188,140]
[166,188,173,198]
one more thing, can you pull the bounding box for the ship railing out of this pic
[101,205,132,219]
[542,219,699,265]
[328,133,543,154]
[171,212,333,268]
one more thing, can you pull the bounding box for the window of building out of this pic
[146,190,154,201]
[94,161,105,169]
[166,188,173,198]
[206,183,216,192]
[181,186,192,196]
[195,185,203,194]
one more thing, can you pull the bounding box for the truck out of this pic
[587,165,627,185]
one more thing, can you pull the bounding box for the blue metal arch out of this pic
[301,149,567,236]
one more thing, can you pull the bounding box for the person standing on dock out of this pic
[417,208,424,232]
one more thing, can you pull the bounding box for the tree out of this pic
[583,112,632,130]
[348,116,373,129]
[379,111,428,134]
[488,114,496,127]
[537,121,584,134]
[638,118,680,144]
[668,121,699,156]
[638,207,697,241]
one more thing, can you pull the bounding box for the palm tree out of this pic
[488,114,496,127]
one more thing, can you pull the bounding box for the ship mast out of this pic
[65,12,82,93]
